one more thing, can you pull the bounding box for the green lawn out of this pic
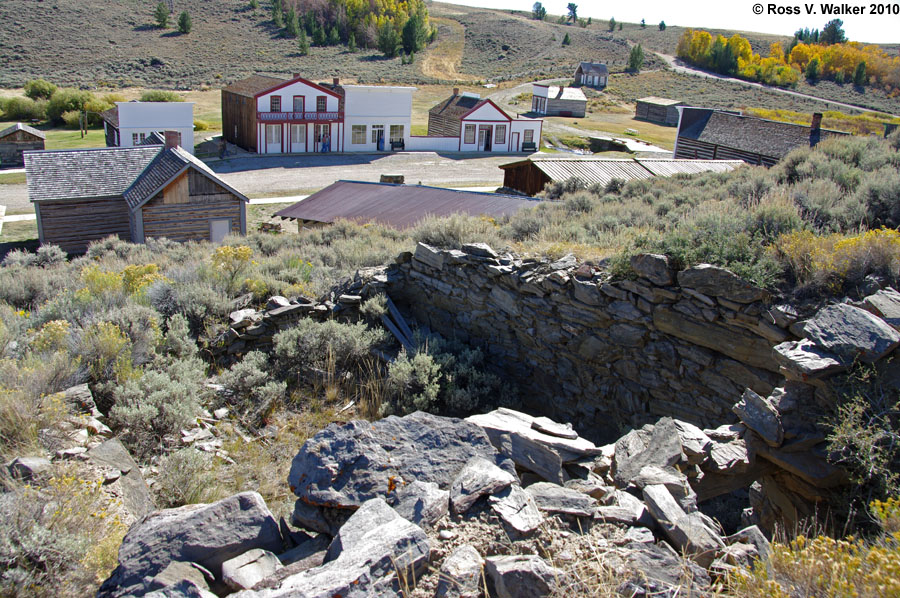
[0,172,26,184]
[0,220,38,244]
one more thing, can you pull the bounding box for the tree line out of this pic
[676,23,900,93]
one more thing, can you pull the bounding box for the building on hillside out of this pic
[274,180,536,229]
[674,107,847,167]
[0,123,45,167]
[24,133,247,253]
[101,101,196,154]
[426,89,543,153]
[634,97,684,126]
[531,85,587,118]
[574,62,608,88]
[499,156,744,196]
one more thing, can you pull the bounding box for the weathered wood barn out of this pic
[25,135,247,253]
[674,108,847,167]
[275,180,536,229]
[574,62,608,88]
[499,156,743,196]
[0,123,45,167]
[531,85,587,118]
[634,97,684,126]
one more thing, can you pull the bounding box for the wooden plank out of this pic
[386,296,415,344]
[162,170,190,205]
[381,314,413,352]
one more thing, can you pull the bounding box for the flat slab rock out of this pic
[450,456,516,514]
[489,485,544,534]
[525,482,597,517]
[861,288,900,330]
[435,544,483,598]
[484,555,563,598]
[466,408,601,484]
[677,264,768,303]
[288,411,514,511]
[773,339,845,379]
[803,303,900,364]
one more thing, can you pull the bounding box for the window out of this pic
[316,96,326,112]
[494,125,506,144]
[132,132,145,145]
[523,129,534,143]
[389,125,404,142]
[464,124,476,144]
[291,124,306,144]
[266,124,281,144]
[270,96,281,112]
[351,125,367,144]
[371,125,384,143]
[293,96,305,113]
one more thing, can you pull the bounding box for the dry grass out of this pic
[420,17,475,82]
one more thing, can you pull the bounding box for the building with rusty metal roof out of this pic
[275,180,537,229]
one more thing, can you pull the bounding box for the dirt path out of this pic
[420,17,476,81]
[655,53,899,117]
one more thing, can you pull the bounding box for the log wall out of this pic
[37,196,131,253]
[222,90,258,152]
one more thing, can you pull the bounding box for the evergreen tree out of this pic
[348,32,357,52]
[658,21,666,31]
[249,0,258,9]
[618,22,623,30]
[327,25,340,45]
[532,2,546,20]
[627,44,644,72]
[820,18,846,45]
[377,21,399,57]
[313,23,326,46]
[286,6,299,37]
[640,18,645,28]
[402,11,427,54]
[271,0,283,28]
[805,57,820,80]
[587,17,591,25]
[854,61,867,86]
[154,2,169,28]
[297,29,310,55]
[177,11,191,34]
[608,17,616,32]
[562,32,571,46]
[567,3,577,22]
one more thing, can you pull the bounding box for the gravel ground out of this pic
[211,152,517,197]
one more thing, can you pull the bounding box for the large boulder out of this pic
[98,492,283,598]
[240,498,430,598]
[613,418,683,487]
[861,288,900,331]
[803,303,900,364]
[87,438,155,521]
[525,482,598,518]
[642,484,724,568]
[288,412,513,531]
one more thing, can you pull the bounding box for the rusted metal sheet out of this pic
[275,181,536,228]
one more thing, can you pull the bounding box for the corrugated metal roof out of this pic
[636,97,683,106]
[0,122,47,140]
[275,181,536,228]
[636,159,744,176]
[525,159,655,187]
[25,146,163,202]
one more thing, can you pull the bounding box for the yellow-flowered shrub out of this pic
[729,498,900,598]
[773,228,900,290]
[212,245,253,293]
[121,263,165,295]
[79,321,134,383]
[31,319,71,353]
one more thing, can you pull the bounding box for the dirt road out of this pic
[655,53,899,117]
[211,152,514,196]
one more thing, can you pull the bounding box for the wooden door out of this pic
[210,219,231,243]
[291,124,306,153]
[511,132,520,153]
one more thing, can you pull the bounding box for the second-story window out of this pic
[270,96,281,112]
[293,96,304,113]
[316,96,326,112]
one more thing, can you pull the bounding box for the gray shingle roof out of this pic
[0,122,46,140]
[100,106,119,129]
[222,75,286,98]
[139,131,166,146]
[123,146,248,209]
[576,62,608,76]
[25,146,163,203]
[429,93,484,120]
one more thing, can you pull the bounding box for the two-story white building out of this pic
[101,101,196,154]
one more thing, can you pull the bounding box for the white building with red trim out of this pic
[222,76,541,154]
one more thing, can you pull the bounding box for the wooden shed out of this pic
[222,74,284,152]
[0,123,45,167]
[634,97,684,126]
[532,85,587,118]
[25,138,247,253]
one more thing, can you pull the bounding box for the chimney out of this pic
[293,72,301,79]
[809,112,823,147]
[453,87,459,96]
[164,130,180,149]
[333,77,340,86]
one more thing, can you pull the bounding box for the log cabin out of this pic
[634,97,684,126]
[0,123,45,167]
[674,108,847,167]
[25,132,247,253]
[531,85,587,118]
